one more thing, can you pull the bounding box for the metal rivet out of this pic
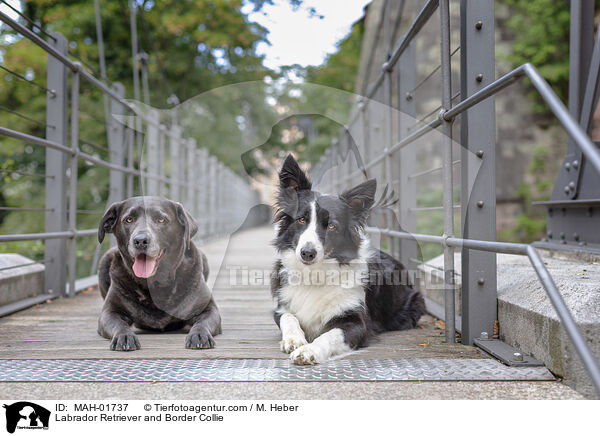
[475,21,483,30]
[476,74,483,82]
[477,278,485,286]
[564,162,571,171]
[475,150,484,158]
[547,231,553,239]
[405,92,413,101]
[560,232,565,239]
[569,181,575,189]
[573,233,580,241]
[513,352,523,362]
[480,332,489,340]
[564,186,570,194]
[572,160,579,169]
[477,200,484,208]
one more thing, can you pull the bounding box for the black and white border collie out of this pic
[271,155,426,365]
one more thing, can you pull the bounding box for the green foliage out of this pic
[498,145,552,242]
[304,18,364,93]
[242,18,364,173]
[500,0,600,115]
[414,187,461,261]
[500,0,570,113]
[0,0,274,273]
[19,0,270,106]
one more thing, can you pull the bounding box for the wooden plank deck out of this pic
[0,226,483,361]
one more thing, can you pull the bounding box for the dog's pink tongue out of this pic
[132,254,156,278]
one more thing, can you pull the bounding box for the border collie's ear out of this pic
[98,201,124,243]
[174,202,198,251]
[341,179,377,213]
[279,154,311,192]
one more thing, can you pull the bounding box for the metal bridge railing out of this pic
[0,12,259,302]
[312,0,600,395]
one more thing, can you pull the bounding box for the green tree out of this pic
[0,0,274,269]
[242,17,365,174]
[499,0,600,114]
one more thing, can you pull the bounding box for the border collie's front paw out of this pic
[185,331,215,349]
[280,334,307,353]
[110,332,140,351]
[290,343,325,365]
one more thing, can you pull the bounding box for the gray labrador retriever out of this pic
[97,196,222,351]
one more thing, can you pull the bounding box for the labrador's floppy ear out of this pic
[174,202,198,251]
[98,201,124,243]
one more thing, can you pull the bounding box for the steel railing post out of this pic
[158,126,166,196]
[209,156,217,235]
[397,40,417,271]
[145,109,160,196]
[44,33,68,296]
[332,140,339,194]
[460,0,497,345]
[382,0,396,257]
[198,148,208,237]
[176,135,184,202]
[440,0,456,343]
[66,66,80,298]
[126,112,135,197]
[186,138,197,214]
[169,125,182,202]
[107,83,126,235]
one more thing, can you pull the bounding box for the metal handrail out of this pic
[367,227,600,392]
[0,10,175,136]
[0,11,260,301]
[314,1,600,396]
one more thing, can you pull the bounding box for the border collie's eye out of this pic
[297,217,306,224]
[328,223,336,230]
[157,217,166,224]
[125,217,133,223]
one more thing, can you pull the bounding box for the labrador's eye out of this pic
[328,223,336,230]
[297,217,306,224]
[157,217,166,224]
[125,217,133,223]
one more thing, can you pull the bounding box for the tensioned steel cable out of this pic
[0,168,51,179]
[0,64,55,95]
[407,45,460,96]
[0,104,50,128]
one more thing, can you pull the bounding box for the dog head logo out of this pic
[3,402,50,434]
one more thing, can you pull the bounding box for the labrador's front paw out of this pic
[280,334,307,354]
[110,331,140,351]
[185,331,215,349]
[290,343,326,365]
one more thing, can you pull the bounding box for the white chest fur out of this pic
[278,250,367,340]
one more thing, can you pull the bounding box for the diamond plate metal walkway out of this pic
[0,226,568,394]
[0,359,554,382]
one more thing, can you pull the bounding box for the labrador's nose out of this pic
[133,233,150,250]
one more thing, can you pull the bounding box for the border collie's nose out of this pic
[300,245,317,263]
[133,233,149,250]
